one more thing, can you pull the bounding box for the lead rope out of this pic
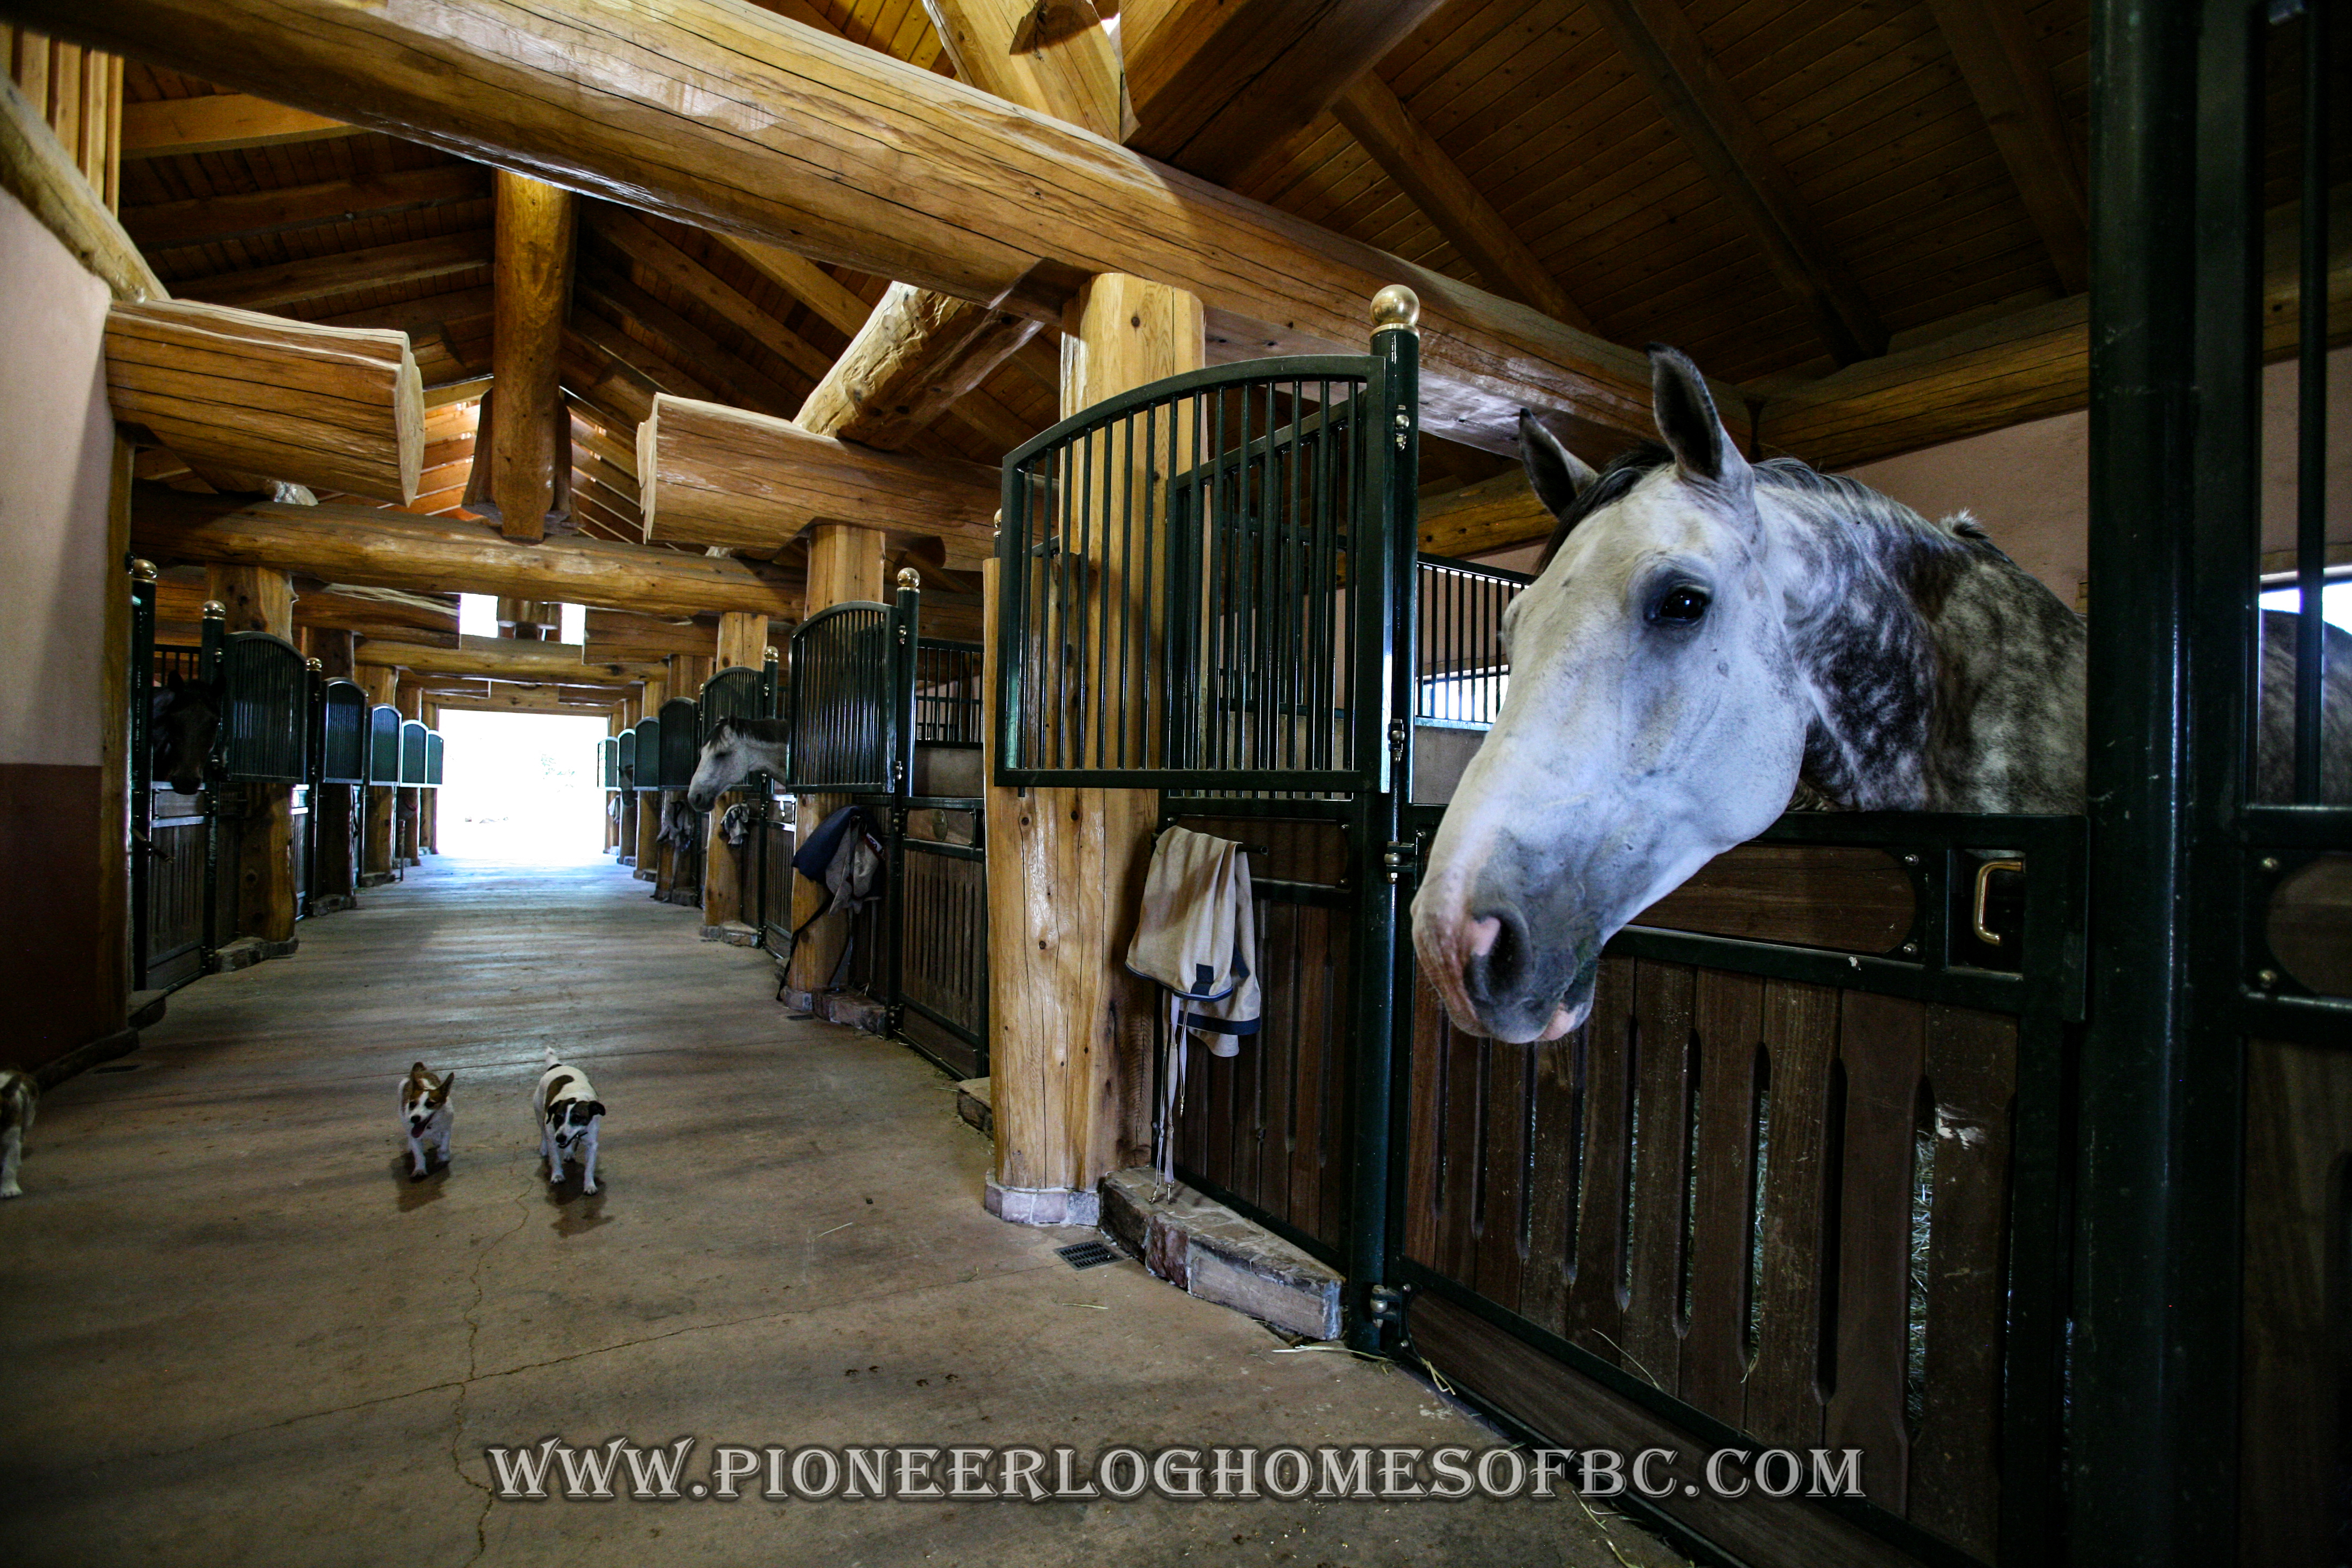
[1157,993,1187,1185]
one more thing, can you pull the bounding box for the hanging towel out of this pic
[1126,825,1261,1178]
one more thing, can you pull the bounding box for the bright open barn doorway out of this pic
[433,709,612,863]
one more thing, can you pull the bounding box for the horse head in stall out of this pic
[1411,346,2097,1044]
[685,716,792,814]
[150,676,223,795]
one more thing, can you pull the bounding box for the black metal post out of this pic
[885,576,921,1033]
[199,601,225,971]
[2073,0,2245,1558]
[129,561,157,990]
[1346,288,1419,1353]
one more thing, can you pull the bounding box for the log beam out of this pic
[1584,0,1887,364]
[354,635,661,685]
[921,0,1121,141]
[132,486,807,619]
[1924,0,2088,295]
[119,90,350,158]
[27,0,1653,454]
[107,298,425,503]
[1417,468,1555,559]
[1331,75,1591,330]
[638,394,999,554]
[1120,0,1446,185]
[795,281,1041,450]
[487,172,575,541]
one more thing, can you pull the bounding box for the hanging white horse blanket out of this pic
[1126,825,1260,1178]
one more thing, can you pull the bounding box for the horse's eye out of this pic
[1651,585,1710,625]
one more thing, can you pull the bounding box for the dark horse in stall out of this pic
[149,677,222,795]
[1413,346,2352,1044]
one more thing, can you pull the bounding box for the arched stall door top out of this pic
[597,737,618,790]
[631,717,661,792]
[423,731,444,789]
[615,729,638,789]
[365,704,402,786]
[698,663,771,740]
[785,594,914,795]
[657,698,701,790]
[397,720,429,787]
[214,630,310,784]
[317,680,369,786]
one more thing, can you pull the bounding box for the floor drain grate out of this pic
[1055,1240,1119,1270]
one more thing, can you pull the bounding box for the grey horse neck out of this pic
[1760,464,2087,814]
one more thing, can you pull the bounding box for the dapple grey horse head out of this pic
[1412,348,1810,1043]
[685,716,790,814]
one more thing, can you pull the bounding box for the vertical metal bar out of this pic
[2070,0,2248,1559]
[129,563,155,989]
[199,603,224,969]
[1117,410,1136,769]
[1348,295,1419,1353]
[2294,0,2329,802]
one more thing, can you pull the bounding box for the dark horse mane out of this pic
[711,715,792,746]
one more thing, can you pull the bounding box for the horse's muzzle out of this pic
[1456,903,1596,1042]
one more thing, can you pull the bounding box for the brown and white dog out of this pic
[399,1062,456,1180]
[534,1047,605,1194]
[1,1069,36,1199]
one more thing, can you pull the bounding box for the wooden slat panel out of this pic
[1909,1002,2017,1557]
[1825,989,1925,1515]
[1473,1035,1530,1314]
[1411,1290,1929,1568]
[1520,1030,1583,1341]
[1565,955,1635,1366]
[1633,843,1917,954]
[1622,960,1695,1394]
[1405,964,1447,1268]
[1745,977,1840,1450]
[2239,1037,2352,1568]
[1681,967,1764,1429]
[1438,989,1485,1286]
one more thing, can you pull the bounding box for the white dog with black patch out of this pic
[1,1068,37,1199]
[534,1047,605,1194]
[399,1062,456,1180]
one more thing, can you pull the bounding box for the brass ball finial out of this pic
[130,558,158,582]
[1370,284,1420,332]
[201,599,228,619]
[764,646,780,663]
[306,657,323,672]
[896,565,922,591]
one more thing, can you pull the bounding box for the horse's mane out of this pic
[1536,443,2012,605]
[715,715,792,746]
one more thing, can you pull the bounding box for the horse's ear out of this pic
[1518,411,1598,519]
[1648,346,1750,493]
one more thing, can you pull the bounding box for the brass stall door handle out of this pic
[1972,858,2026,947]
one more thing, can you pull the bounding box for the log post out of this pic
[207,562,298,943]
[986,272,1202,1225]
[487,171,574,542]
[700,609,766,935]
[312,626,358,903]
[634,664,668,882]
[786,523,885,992]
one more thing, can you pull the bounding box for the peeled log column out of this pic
[638,395,998,553]
[487,172,574,542]
[108,299,423,502]
[701,609,769,934]
[987,272,1200,1224]
[132,487,806,620]
[795,282,1040,451]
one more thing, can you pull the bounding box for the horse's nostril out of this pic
[1462,908,1527,1005]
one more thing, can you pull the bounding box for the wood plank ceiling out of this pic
[103,0,2334,574]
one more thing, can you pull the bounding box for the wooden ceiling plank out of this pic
[575,261,806,418]
[1121,0,1449,185]
[1922,0,2088,293]
[176,228,491,310]
[1582,0,1887,365]
[122,162,488,249]
[1331,73,1592,330]
[120,90,353,157]
[566,305,725,408]
[589,206,835,381]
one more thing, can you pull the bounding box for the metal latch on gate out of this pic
[1387,718,1408,761]
[1383,839,1418,885]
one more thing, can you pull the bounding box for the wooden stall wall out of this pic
[0,184,131,1073]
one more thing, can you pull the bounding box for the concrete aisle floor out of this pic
[0,857,1682,1568]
